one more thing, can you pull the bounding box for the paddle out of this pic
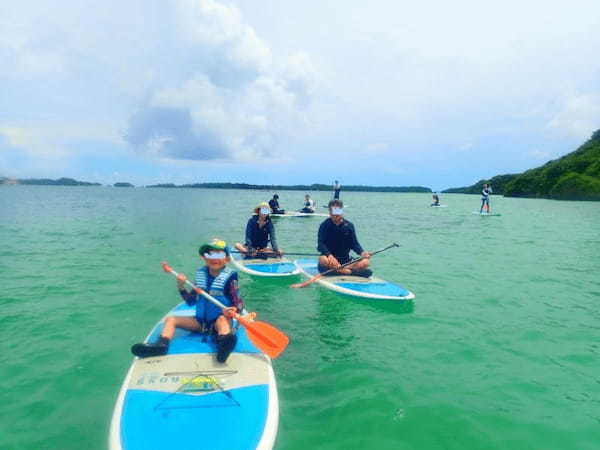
[290,243,400,289]
[161,262,289,359]
[232,249,320,257]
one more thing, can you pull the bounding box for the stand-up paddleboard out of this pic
[231,251,300,277]
[430,204,448,208]
[472,211,501,216]
[294,259,415,300]
[109,302,279,450]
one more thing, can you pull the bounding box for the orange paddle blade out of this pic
[239,317,289,359]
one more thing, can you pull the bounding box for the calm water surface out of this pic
[1,186,599,449]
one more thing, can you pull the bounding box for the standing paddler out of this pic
[333,180,341,200]
[480,183,493,213]
[317,199,372,277]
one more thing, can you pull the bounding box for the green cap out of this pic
[199,238,230,256]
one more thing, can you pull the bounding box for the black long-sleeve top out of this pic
[245,215,279,251]
[317,218,364,260]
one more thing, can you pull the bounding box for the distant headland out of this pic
[443,129,600,201]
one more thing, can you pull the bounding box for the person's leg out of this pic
[214,316,236,363]
[480,199,485,213]
[319,255,351,275]
[131,316,203,357]
[161,316,203,340]
[345,258,372,277]
[234,242,247,254]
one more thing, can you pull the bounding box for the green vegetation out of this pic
[443,129,600,201]
[114,182,134,187]
[442,174,518,195]
[146,182,431,193]
[0,177,101,186]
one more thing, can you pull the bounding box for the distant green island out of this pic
[0,177,430,193]
[0,177,102,186]
[443,129,600,201]
[146,182,431,193]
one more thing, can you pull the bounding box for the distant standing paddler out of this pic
[431,193,440,206]
[269,194,285,215]
[480,184,493,213]
[317,199,372,277]
[333,180,341,200]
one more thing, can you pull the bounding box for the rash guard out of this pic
[317,218,364,261]
[245,215,278,251]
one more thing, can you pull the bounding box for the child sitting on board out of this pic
[131,239,243,363]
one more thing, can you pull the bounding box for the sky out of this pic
[1,0,599,190]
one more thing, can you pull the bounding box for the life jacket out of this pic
[194,266,234,323]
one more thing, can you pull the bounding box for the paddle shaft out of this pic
[162,264,229,310]
[292,243,399,288]
[232,249,320,257]
[319,243,398,277]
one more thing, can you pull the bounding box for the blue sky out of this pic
[1,0,599,190]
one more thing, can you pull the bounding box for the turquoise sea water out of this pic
[1,186,599,450]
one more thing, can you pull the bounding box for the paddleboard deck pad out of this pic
[231,251,300,277]
[294,259,415,300]
[110,303,279,450]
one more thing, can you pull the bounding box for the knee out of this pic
[216,316,232,334]
[164,316,176,326]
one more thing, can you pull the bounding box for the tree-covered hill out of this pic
[442,173,518,195]
[442,129,600,201]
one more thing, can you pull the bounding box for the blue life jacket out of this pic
[194,266,234,323]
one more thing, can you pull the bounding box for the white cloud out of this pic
[545,93,600,140]
[0,0,320,164]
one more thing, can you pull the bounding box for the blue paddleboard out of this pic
[231,251,300,277]
[294,259,415,300]
[109,303,279,450]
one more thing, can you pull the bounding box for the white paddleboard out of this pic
[109,302,279,450]
[430,204,448,208]
[230,251,300,277]
[472,211,501,216]
[294,259,415,300]
[271,211,328,218]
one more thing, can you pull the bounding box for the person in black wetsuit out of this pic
[268,194,285,214]
[431,193,440,206]
[234,202,282,258]
[317,199,371,276]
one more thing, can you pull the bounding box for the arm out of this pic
[268,221,279,252]
[244,218,254,249]
[317,221,331,255]
[177,275,198,306]
[349,223,364,255]
[225,274,244,313]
